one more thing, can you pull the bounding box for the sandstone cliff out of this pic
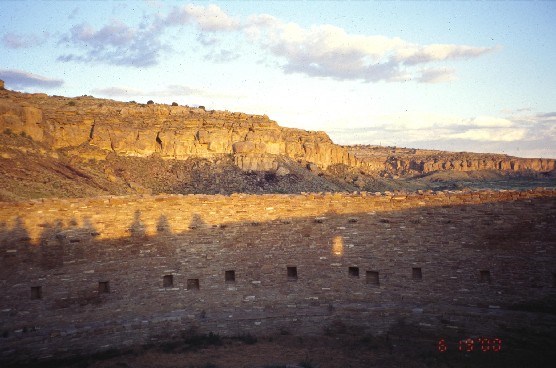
[1,83,554,176]
[347,145,556,177]
[0,87,357,172]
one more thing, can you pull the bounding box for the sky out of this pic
[1,1,555,158]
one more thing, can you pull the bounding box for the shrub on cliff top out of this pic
[147,100,154,105]
[171,102,178,106]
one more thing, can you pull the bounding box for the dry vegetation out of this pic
[6,321,556,368]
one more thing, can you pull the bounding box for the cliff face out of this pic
[0,88,357,171]
[348,146,555,177]
[0,84,554,177]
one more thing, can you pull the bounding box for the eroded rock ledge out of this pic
[0,83,554,175]
[0,87,356,172]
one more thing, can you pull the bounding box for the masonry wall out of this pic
[1,189,555,362]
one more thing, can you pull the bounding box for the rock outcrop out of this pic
[347,145,555,176]
[0,85,554,176]
[0,87,359,171]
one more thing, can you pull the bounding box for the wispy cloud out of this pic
[90,86,146,97]
[1,32,49,49]
[537,112,556,119]
[417,68,457,83]
[68,7,79,20]
[0,69,63,89]
[91,84,203,97]
[245,19,495,83]
[203,49,240,63]
[58,20,166,67]
[328,111,556,158]
[395,44,495,65]
[197,33,220,46]
[449,128,527,142]
[91,83,244,102]
[54,3,495,82]
[163,4,241,32]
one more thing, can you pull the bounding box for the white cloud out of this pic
[165,4,241,32]
[463,116,514,128]
[449,128,527,142]
[90,86,147,97]
[54,3,495,81]
[0,69,63,89]
[203,49,240,63]
[328,110,556,158]
[58,19,166,67]
[252,23,408,82]
[90,84,242,102]
[1,32,48,49]
[417,68,457,83]
[92,84,203,97]
[242,16,495,83]
[396,44,494,65]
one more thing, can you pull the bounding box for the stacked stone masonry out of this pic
[0,189,555,361]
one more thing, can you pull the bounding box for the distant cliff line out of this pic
[0,81,554,175]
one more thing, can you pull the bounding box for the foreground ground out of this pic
[7,321,555,368]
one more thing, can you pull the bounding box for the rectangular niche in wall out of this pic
[31,286,42,300]
[98,281,110,293]
[366,271,379,285]
[187,279,200,290]
[163,274,173,288]
[287,266,298,281]
[349,267,360,277]
[412,267,423,280]
[480,270,491,283]
[225,270,236,283]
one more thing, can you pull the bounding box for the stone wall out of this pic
[1,189,555,362]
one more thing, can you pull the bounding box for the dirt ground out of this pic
[12,329,554,368]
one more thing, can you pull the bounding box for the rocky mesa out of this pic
[0,80,555,201]
[0,83,358,172]
[348,145,556,177]
[2,82,554,175]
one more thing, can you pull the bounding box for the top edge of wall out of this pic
[1,188,555,206]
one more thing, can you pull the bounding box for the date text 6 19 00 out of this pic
[437,337,502,353]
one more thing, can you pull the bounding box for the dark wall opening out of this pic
[287,266,298,281]
[366,271,379,285]
[163,275,173,288]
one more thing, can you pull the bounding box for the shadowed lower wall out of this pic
[0,189,555,362]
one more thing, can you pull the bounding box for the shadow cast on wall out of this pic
[0,196,555,361]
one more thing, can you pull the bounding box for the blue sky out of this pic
[1,0,555,158]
